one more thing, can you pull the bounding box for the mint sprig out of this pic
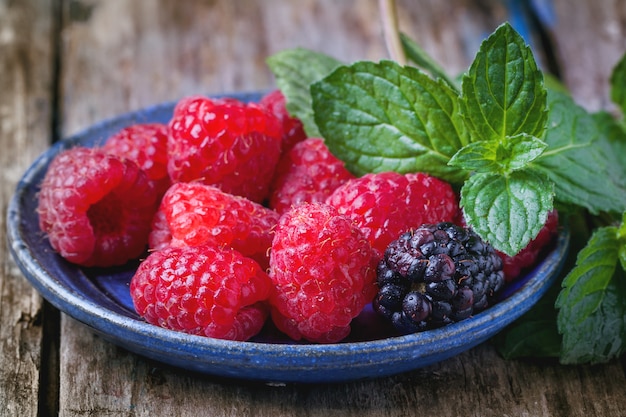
[452,23,554,254]
[268,20,626,365]
[310,23,555,255]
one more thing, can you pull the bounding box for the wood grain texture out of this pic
[58,0,513,135]
[551,0,626,111]
[0,0,54,416]
[58,318,626,417]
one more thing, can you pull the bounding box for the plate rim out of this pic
[6,93,571,382]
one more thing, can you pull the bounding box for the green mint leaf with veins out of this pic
[266,48,342,137]
[531,90,626,214]
[400,32,459,92]
[311,60,468,183]
[610,51,626,120]
[460,23,547,143]
[592,111,626,182]
[460,169,553,256]
[449,133,547,174]
[556,226,626,364]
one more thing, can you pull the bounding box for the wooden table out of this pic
[2,1,626,415]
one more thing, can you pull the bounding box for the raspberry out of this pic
[497,209,559,282]
[102,123,171,198]
[148,182,280,269]
[259,89,307,152]
[167,95,282,203]
[269,137,355,214]
[374,222,505,334]
[130,244,271,341]
[326,171,460,259]
[38,146,159,267]
[148,208,173,252]
[268,202,378,343]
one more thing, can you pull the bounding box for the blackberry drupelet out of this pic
[373,222,505,334]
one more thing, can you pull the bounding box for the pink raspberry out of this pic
[259,89,307,152]
[326,171,460,259]
[498,209,560,282]
[101,123,171,198]
[149,182,280,269]
[269,202,378,343]
[167,95,282,202]
[268,137,355,214]
[130,244,271,341]
[38,146,159,267]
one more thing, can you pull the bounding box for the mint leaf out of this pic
[531,91,626,214]
[311,60,469,183]
[610,51,626,118]
[449,133,547,173]
[460,22,547,143]
[460,169,553,255]
[400,32,459,92]
[556,226,626,364]
[267,48,342,137]
[618,212,626,272]
[495,318,562,359]
[592,111,626,180]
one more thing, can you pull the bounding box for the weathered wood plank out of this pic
[0,0,55,416]
[59,0,388,135]
[551,0,626,111]
[58,322,626,417]
[59,0,512,136]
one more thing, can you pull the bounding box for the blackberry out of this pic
[373,222,505,334]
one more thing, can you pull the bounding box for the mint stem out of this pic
[379,0,406,65]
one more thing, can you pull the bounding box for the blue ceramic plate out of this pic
[7,93,570,383]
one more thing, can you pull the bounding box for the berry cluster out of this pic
[374,223,505,333]
[37,90,558,343]
[38,146,161,267]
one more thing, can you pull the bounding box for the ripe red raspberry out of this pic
[148,208,173,252]
[130,244,271,341]
[326,171,460,259]
[167,95,282,203]
[259,89,307,152]
[498,209,559,282]
[102,123,171,198]
[38,146,159,267]
[269,202,378,343]
[148,182,280,269]
[268,137,356,214]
